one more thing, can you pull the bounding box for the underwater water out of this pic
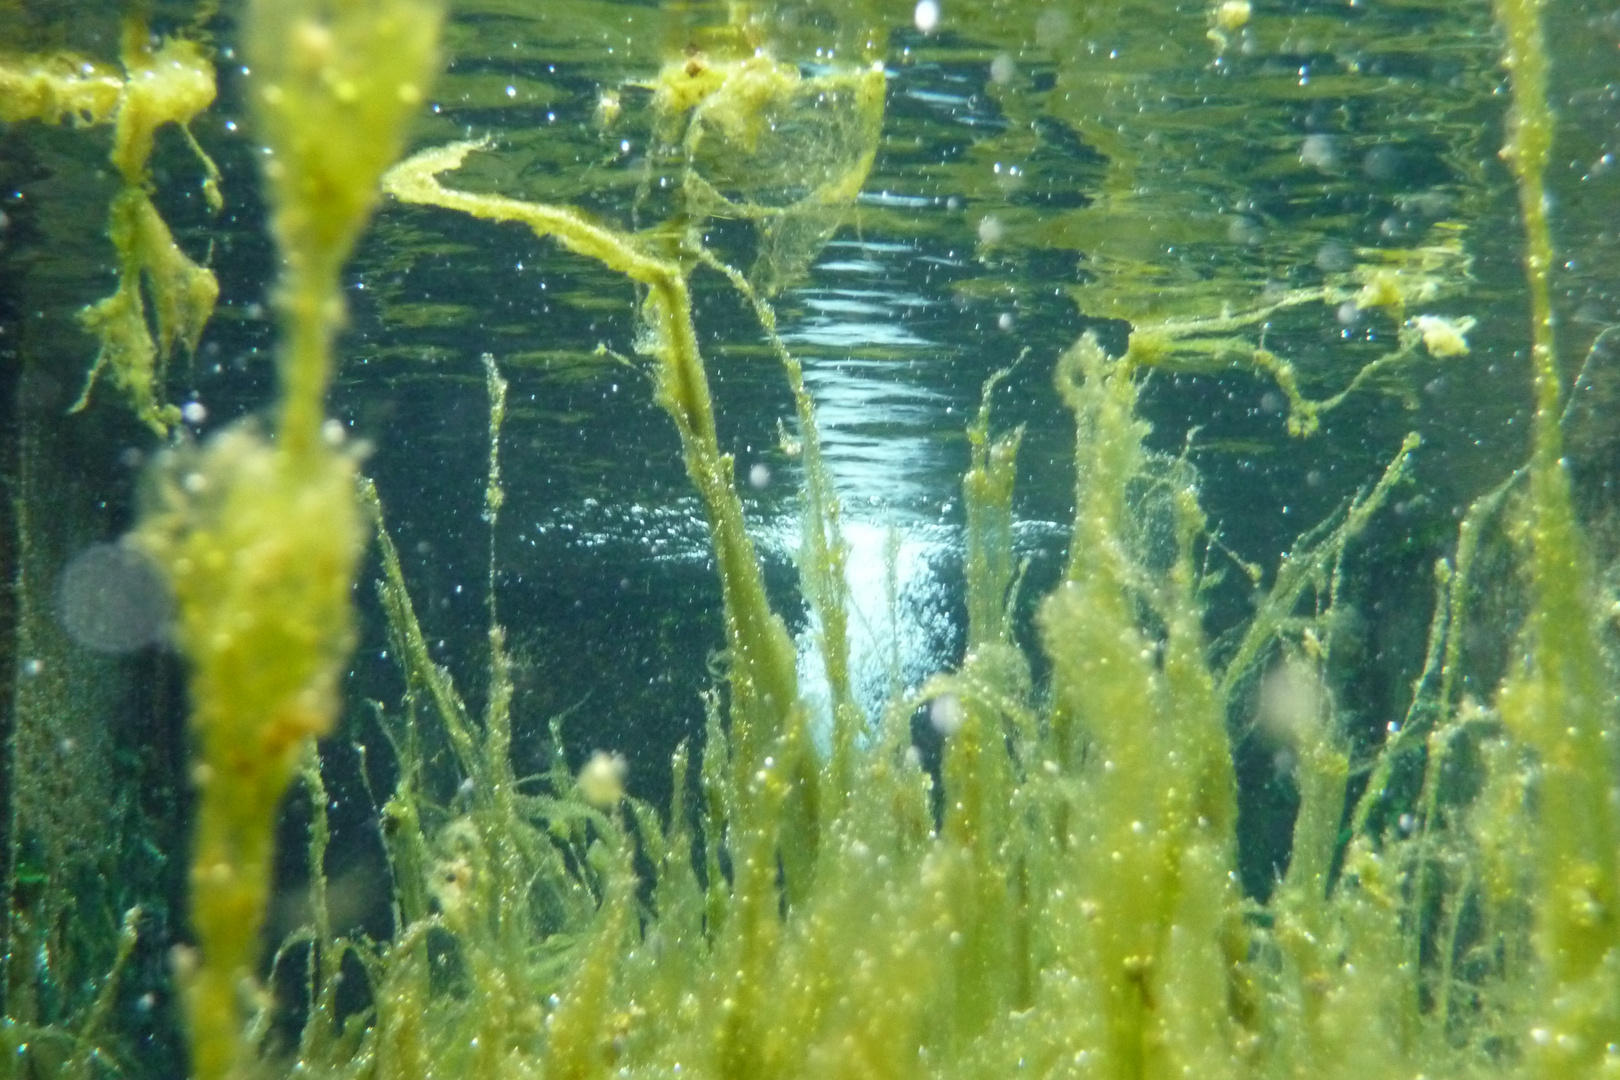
[5,0,1620,1078]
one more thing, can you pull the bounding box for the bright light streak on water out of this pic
[786,241,949,517]
[780,237,967,728]
[802,295,892,319]
[902,88,969,108]
[856,191,939,208]
[791,519,957,737]
[814,259,886,275]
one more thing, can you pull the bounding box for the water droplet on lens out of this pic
[1315,241,1351,273]
[56,542,171,653]
[1300,133,1336,171]
[1227,215,1263,245]
[1362,143,1404,182]
[929,693,963,736]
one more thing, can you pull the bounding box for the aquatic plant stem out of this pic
[276,259,345,463]
[384,141,826,1079]
[689,246,860,825]
[383,142,807,833]
[133,5,444,1080]
[1493,0,1620,1073]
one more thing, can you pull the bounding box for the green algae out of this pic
[338,4,1620,1074]
[4,2,1620,1080]
[1491,0,1620,1073]
[125,3,444,1079]
[0,19,220,433]
[336,11,1576,1071]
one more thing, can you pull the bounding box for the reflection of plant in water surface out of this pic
[3,1,1619,1079]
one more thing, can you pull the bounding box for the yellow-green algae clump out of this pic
[1,18,221,433]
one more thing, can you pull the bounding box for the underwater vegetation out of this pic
[4,1,1620,1079]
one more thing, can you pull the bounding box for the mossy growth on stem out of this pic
[1491,0,1620,1074]
[134,423,367,1080]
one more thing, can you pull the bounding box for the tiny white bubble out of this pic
[505,84,517,98]
[181,400,207,424]
[914,0,941,33]
[748,463,771,489]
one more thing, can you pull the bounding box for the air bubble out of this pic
[929,692,963,736]
[914,0,941,34]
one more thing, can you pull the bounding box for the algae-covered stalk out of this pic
[1491,0,1620,1074]
[129,2,443,1078]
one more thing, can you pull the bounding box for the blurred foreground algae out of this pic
[4,1,1620,1080]
[128,1,442,1078]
